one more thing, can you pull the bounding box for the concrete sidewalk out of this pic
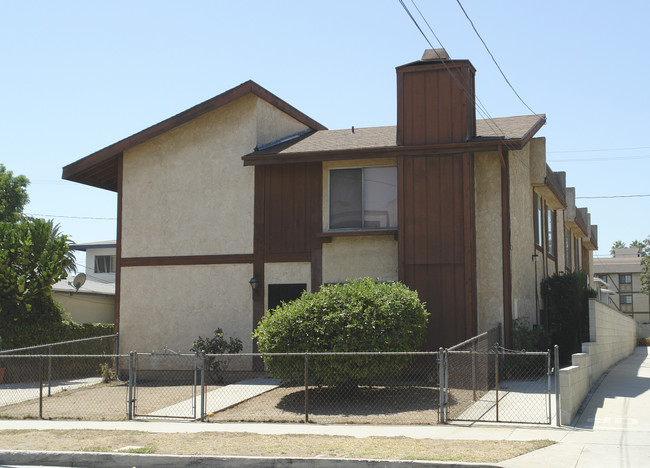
[1,347,649,467]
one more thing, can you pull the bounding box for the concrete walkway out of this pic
[0,377,102,406]
[0,347,649,467]
[148,377,280,418]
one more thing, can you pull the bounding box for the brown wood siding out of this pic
[263,163,322,263]
[398,153,476,349]
[397,61,476,146]
[252,162,323,349]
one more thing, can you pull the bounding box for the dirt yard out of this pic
[1,379,478,424]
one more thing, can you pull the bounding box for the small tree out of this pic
[253,278,428,387]
[0,219,76,348]
[0,164,29,223]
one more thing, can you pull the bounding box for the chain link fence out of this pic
[0,333,558,425]
[443,349,552,424]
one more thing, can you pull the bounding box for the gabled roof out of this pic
[242,114,546,166]
[62,81,327,192]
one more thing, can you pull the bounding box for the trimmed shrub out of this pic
[253,278,428,387]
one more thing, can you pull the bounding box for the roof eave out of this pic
[62,81,326,190]
[242,137,531,166]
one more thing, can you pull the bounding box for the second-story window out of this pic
[546,206,556,257]
[564,227,572,271]
[95,255,116,273]
[329,166,397,230]
[533,192,543,248]
[619,274,632,284]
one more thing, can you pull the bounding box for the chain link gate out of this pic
[440,347,554,424]
[128,352,206,420]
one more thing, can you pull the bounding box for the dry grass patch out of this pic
[0,430,554,463]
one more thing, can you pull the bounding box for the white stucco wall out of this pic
[119,264,253,354]
[118,93,312,360]
[509,145,538,325]
[474,151,505,333]
[121,95,259,258]
[322,236,398,284]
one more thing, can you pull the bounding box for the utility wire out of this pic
[454,0,538,116]
[399,0,520,154]
[25,213,116,220]
[548,155,650,162]
[576,194,650,199]
[549,146,650,154]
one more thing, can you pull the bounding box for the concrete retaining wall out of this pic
[559,298,636,424]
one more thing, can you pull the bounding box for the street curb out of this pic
[0,450,501,468]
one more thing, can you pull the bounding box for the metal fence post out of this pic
[495,350,499,422]
[555,345,561,427]
[304,354,309,423]
[115,334,120,378]
[547,349,552,424]
[438,348,445,423]
[39,355,44,419]
[127,351,135,420]
[47,345,52,397]
[472,341,477,401]
[193,354,198,420]
[200,353,206,422]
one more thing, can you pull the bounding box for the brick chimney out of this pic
[396,49,476,146]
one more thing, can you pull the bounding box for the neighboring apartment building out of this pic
[61,50,598,355]
[594,248,650,324]
[51,241,116,324]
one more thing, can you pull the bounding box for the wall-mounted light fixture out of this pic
[249,276,260,296]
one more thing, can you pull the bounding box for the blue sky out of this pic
[2,0,649,265]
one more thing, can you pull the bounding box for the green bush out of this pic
[191,328,243,383]
[252,278,428,387]
[512,318,549,352]
[0,295,115,351]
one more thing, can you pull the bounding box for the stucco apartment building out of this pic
[62,50,598,354]
[594,248,649,324]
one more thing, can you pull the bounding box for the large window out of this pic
[94,255,116,273]
[329,166,397,230]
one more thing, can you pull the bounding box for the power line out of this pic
[549,146,650,154]
[399,0,521,154]
[25,213,116,220]
[453,0,538,116]
[576,194,650,199]
[548,155,650,162]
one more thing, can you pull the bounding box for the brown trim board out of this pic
[500,147,512,348]
[121,254,254,267]
[114,154,123,335]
